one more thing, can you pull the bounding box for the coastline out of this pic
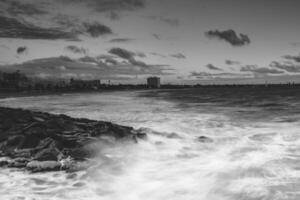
[0,106,146,172]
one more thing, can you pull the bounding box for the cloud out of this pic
[291,42,300,46]
[270,61,300,73]
[108,47,172,74]
[136,52,146,58]
[4,0,47,16]
[189,72,212,79]
[206,64,222,71]
[147,16,179,26]
[283,54,300,63]
[0,54,170,80]
[83,22,113,37]
[205,29,250,46]
[76,0,146,12]
[240,65,284,74]
[189,71,250,80]
[109,38,135,43]
[65,45,87,54]
[0,16,78,40]
[225,59,240,65]
[17,46,28,54]
[78,56,99,63]
[150,52,166,58]
[152,34,161,40]
[170,53,186,59]
[109,47,135,60]
[0,15,113,40]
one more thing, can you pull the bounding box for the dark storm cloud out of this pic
[147,16,179,26]
[206,64,222,71]
[17,46,28,54]
[205,29,250,46]
[240,65,284,74]
[62,0,145,12]
[0,16,78,40]
[109,38,135,43]
[170,53,186,59]
[270,61,300,73]
[225,59,240,65]
[88,0,145,12]
[0,15,113,40]
[5,0,47,16]
[283,54,300,63]
[65,45,87,54]
[83,22,113,37]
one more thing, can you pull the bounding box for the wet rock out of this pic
[0,107,144,172]
[34,148,60,161]
[197,136,214,143]
[8,157,30,168]
[0,157,10,167]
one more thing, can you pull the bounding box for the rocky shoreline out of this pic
[0,107,146,172]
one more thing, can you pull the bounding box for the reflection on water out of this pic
[0,88,299,200]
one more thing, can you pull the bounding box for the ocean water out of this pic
[0,87,300,200]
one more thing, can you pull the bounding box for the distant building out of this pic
[147,77,160,88]
[70,78,101,89]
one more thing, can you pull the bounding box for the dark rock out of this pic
[0,106,143,172]
[8,157,30,168]
[34,147,60,161]
[7,135,24,146]
[197,136,214,143]
[0,157,10,167]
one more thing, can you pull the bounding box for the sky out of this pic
[0,0,300,84]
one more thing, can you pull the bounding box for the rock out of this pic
[0,157,10,167]
[197,136,214,143]
[8,157,30,168]
[26,161,62,172]
[34,147,60,161]
[7,135,24,146]
[0,106,144,172]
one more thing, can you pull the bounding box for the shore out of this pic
[0,107,146,172]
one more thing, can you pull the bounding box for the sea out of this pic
[0,87,299,200]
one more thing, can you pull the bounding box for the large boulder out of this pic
[0,107,146,172]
